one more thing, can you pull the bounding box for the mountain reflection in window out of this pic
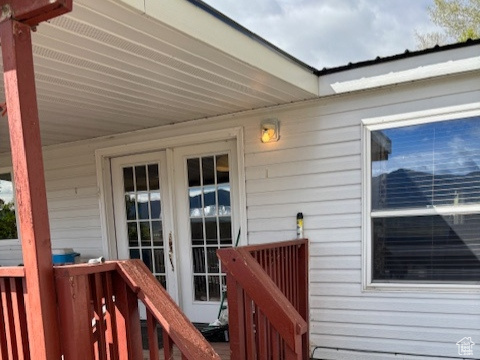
[371,116,480,283]
[372,117,480,210]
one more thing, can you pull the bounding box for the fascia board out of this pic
[319,45,480,96]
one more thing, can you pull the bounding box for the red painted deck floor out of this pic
[143,342,230,360]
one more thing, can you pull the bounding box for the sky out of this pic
[201,0,443,69]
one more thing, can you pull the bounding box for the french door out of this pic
[112,152,177,301]
[111,140,238,323]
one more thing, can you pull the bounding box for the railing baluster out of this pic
[0,278,8,360]
[162,327,174,360]
[257,310,268,359]
[226,274,245,360]
[146,311,159,360]
[10,278,29,360]
[0,278,16,359]
[244,294,255,360]
[104,272,118,360]
[91,273,107,360]
[111,272,143,360]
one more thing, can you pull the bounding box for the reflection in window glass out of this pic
[370,116,480,284]
[125,194,136,220]
[0,173,17,240]
[372,118,480,210]
[137,193,149,220]
[150,192,161,219]
[189,188,202,217]
[203,185,216,216]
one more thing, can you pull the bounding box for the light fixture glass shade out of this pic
[260,119,279,143]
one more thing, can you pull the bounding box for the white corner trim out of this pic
[361,103,480,293]
[331,57,480,94]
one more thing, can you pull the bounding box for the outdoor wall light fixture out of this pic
[261,119,280,143]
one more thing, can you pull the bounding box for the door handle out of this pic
[168,232,175,272]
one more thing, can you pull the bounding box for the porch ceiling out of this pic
[0,0,318,153]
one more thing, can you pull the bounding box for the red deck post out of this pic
[0,19,61,359]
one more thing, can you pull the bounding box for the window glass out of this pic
[0,173,17,240]
[372,118,480,210]
[370,116,480,284]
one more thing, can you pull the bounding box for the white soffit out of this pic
[0,0,318,152]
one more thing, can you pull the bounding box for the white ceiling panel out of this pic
[0,0,318,152]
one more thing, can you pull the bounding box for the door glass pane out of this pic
[216,154,229,183]
[122,163,167,289]
[142,248,153,272]
[203,185,216,216]
[150,192,161,219]
[137,193,149,220]
[123,168,134,192]
[194,276,207,301]
[127,223,138,247]
[148,164,159,190]
[125,194,136,220]
[189,188,202,217]
[219,217,232,245]
[218,185,231,216]
[208,276,221,301]
[207,247,219,273]
[187,158,201,187]
[186,153,233,302]
[205,218,217,244]
[154,249,165,273]
[190,218,204,246]
[140,222,151,246]
[193,247,206,273]
[135,166,147,191]
[152,221,163,245]
[202,157,215,185]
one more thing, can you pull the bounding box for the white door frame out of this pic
[94,127,247,304]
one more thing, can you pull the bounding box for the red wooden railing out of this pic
[0,267,30,360]
[54,260,220,360]
[218,239,309,360]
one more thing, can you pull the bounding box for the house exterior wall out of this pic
[0,70,479,358]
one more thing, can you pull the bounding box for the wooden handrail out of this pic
[240,238,308,253]
[116,260,220,360]
[0,267,25,277]
[218,247,307,353]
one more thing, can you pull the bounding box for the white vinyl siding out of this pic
[0,70,478,359]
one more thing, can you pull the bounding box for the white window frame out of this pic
[362,103,480,293]
[0,166,20,245]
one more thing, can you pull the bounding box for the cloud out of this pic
[202,0,442,68]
